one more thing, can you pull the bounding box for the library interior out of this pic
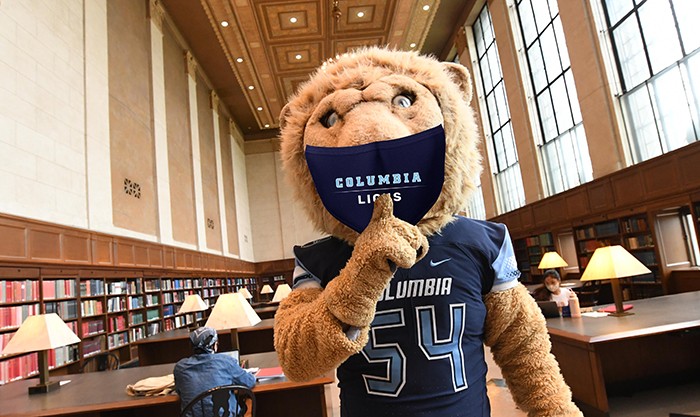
[0,0,699,416]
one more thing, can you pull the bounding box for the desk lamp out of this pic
[580,245,651,316]
[205,293,261,351]
[178,294,209,329]
[0,313,80,394]
[260,284,274,302]
[272,283,292,303]
[538,251,568,270]
[237,287,253,303]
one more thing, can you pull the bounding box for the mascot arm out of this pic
[484,284,583,417]
[274,195,428,381]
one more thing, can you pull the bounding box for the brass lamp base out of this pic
[29,380,60,395]
[608,310,634,317]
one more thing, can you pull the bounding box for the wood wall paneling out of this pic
[163,247,175,268]
[532,201,551,227]
[587,180,615,214]
[134,244,150,267]
[612,171,644,207]
[678,146,700,188]
[148,246,164,268]
[28,228,61,262]
[642,159,680,200]
[116,241,136,266]
[565,188,590,219]
[92,236,114,265]
[0,220,27,260]
[519,206,535,230]
[61,232,91,264]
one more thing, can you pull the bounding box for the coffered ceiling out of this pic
[161,0,471,141]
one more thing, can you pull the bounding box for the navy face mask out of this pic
[305,125,445,233]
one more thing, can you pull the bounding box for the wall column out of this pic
[85,0,113,231]
[211,92,230,256]
[148,0,174,245]
[186,52,207,250]
[558,0,626,177]
[489,0,545,203]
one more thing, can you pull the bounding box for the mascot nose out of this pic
[338,101,412,146]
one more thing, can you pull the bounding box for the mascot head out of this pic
[279,47,481,242]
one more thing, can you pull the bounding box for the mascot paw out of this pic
[356,194,429,271]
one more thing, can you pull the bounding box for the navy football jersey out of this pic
[292,217,520,417]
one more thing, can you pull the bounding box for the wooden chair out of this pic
[576,281,601,308]
[79,352,120,373]
[180,384,255,417]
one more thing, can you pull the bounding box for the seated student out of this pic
[174,327,256,417]
[532,269,572,307]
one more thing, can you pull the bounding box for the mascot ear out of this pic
[442,62,473,104]
[279,103,292,131]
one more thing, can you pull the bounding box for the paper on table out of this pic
[60,380,71,386]
[582,311,609,318]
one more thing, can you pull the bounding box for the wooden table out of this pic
[0,352,333,417]
[547,291,700,417]
[135,319,275,365]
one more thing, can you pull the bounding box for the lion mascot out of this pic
[273,47,582,417]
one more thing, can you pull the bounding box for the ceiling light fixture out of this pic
[422,5,430,11]
[236,57,243,63]
[264,124,270,128]
[257,106,263,111]
[290,17,298,23]
[295,54,302,60]
[357,11,364,18]
[221,21,229,27]
[248,85,254,90]
[410,43,417,48]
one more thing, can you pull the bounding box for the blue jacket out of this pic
[174,353,256,417]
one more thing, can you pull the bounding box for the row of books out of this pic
[107,281,128,295]
[130,311,145,326]
[0,280,39,303]
[0,352,37,385]
[42,279,76,300]
[621,217,649,233]
[625,235,654,249]
[107,332,128,349]
[80,279,105,297]
[82,336,105,358]
[161,278,200,290]
[81,300,104,317]
[144,280,161,292]
[49,345,79,369]
[45,300,78,320]
[146,294,159,306]
[130,326,146,342]
[107,296,126,312]
[109,315,127,333]
[162,291,186,304]
[82,319,105,337]
[128,295,144,309]
[147,323,160,337]
[0,304,40,330]
[163,305,176,317]
[163,315,191,331]
[146,308,160,321]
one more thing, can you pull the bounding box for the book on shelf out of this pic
[1,304,40,329]
[1,280,39,303]
[42,279,76,300]
[0,352,38,385]
[80,280,105,297]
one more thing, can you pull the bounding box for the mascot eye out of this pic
[321,111,339,128]
[392,94,413,108]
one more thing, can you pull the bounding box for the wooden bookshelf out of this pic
[573,213,662,300]
[514,232,555,284]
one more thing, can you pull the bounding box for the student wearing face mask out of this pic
[532,269,572,307]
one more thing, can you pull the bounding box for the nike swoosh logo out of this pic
[429,258,452,267]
